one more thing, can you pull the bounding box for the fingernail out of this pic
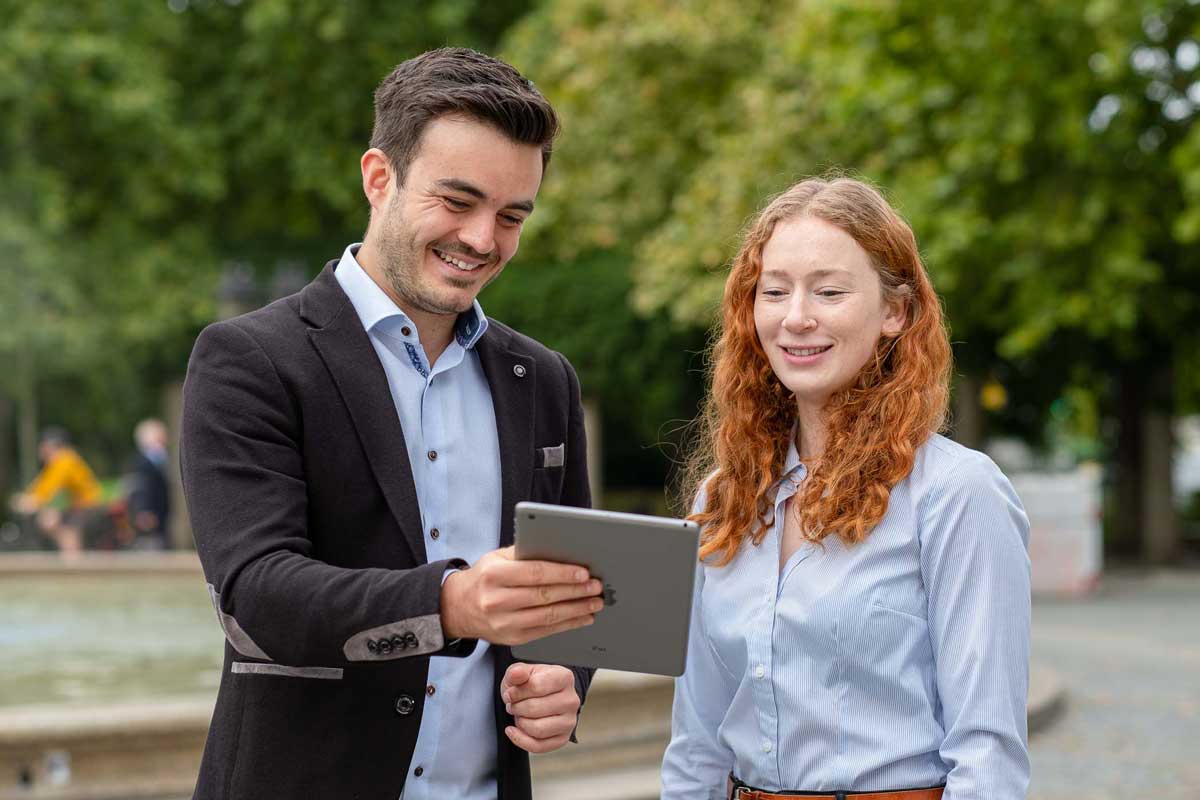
[575,569,588,582]
[505,703,513,714]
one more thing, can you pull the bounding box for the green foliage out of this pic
[0,0,533,473]
[507,0,1200,441]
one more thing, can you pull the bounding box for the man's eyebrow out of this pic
[434,178,535,214]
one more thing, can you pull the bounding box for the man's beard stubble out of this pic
[376,213,473,317]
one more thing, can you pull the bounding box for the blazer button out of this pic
[367,639,378,654]
[378,639,393,655]
[404,632,419,649]
[395,695,416,715]
[391,634,407,650]
[513,364,527,378]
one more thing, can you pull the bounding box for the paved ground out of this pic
[1029,568,1200,799]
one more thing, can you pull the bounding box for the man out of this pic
[12,427,104,555]
[181,49,602,799]
[127,418,171,549]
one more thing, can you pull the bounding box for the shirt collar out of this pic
[333,243,489,350]
[778,429,808,489]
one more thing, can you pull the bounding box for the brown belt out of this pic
[730,779,944,800]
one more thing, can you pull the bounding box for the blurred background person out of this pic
[126,418,171,550]
[10,426,104,555]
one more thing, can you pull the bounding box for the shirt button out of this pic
[762,741,772,753]
[427,450,438,461]
[430,528,440,540]
[426,684,436,696]
[401,326,412,337]
[755,665,765,679]
[413,766,424,777]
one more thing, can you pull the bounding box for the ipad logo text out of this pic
[602,583,617,606]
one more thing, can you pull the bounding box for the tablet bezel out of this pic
[511,501,701,676]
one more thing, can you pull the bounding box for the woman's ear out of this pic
[881,284,910,337]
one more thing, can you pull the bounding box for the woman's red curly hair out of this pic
[685,177,951,565]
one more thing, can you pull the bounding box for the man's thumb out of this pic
[505,661,532,686]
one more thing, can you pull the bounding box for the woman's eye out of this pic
[762,289,787,298]
[817,290,846,298]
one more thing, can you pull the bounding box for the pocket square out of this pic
[538,444,565,468]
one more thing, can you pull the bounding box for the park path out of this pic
[1029,569,1200,799]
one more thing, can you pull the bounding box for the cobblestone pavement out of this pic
[1029,569,1200,799]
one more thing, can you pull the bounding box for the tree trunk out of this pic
[1111,364,1144,558]
[163,380,193,550]
[950,373,986,450]
[1141,363,1178,564]
[0,393,12,503]
[16,346,38,484]
[584,397,603,510]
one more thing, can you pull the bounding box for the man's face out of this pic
[374,115,544,317]
[37,441,58,464]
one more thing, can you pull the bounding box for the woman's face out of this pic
[754,216,905,415]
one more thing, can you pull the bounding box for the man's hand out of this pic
[441,546,604,645]
[501,663,580,754]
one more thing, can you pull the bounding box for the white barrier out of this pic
[1009,465,1103,597]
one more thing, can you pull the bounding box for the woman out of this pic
[661,177,1030,800]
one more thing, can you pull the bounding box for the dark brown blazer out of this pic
[181,262,593,799]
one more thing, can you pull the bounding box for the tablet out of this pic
[511,501,701,676]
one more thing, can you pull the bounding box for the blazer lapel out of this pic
[476,325,535,548]
[301,265,427,563]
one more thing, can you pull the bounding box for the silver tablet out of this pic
[511,501,701,676]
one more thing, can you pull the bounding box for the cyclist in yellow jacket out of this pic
[12,428,103,554]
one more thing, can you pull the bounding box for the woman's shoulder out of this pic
[910,434,1013,498]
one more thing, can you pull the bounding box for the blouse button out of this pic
[754,665,765,679]
[761,741,772,753]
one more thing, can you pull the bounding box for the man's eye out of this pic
[444,197,470,210]
[499,214,525,227]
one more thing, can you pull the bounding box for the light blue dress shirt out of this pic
[662,434,1031,800]
[334,245,502,800]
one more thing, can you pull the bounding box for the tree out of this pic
[507,0,1200,559]
[0,0,532,485]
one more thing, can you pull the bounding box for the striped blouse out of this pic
[661,434,1031,799]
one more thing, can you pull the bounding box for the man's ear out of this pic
[881,285,910,337]
[360,148,394,216]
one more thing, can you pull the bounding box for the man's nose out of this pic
[458,213,497,259]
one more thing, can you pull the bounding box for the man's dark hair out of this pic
[371,47,559,183]
[39,426,70,447]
